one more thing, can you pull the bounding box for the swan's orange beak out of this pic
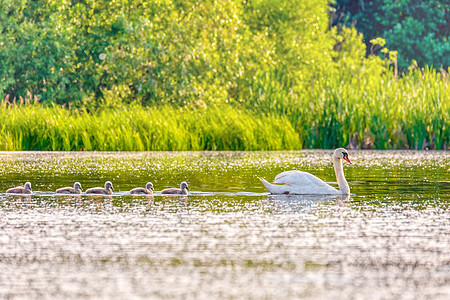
[343,157,352,164]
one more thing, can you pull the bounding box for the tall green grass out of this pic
[245,65,449,150]
[0,104,300,151]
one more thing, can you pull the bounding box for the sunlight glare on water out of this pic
[0,150,449,299]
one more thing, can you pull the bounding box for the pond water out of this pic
[0,150,449,299]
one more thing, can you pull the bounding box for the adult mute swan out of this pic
[259,148,352,195]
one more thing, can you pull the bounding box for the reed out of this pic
[249,66,449,150]
[0,104,300,151]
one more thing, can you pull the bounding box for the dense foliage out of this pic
[0,0,381,105]
[0,0,448,150]
[331,0,449,71]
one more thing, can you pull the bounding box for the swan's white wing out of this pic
[274,170,313,185]
[274,170,339,194]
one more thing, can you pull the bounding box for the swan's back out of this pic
[274,170,340,194]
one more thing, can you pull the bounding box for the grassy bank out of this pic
[0,104,300,151]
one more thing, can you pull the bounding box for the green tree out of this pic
[0,0,76,102]
[0,0,359,106]
[330,0,449,71]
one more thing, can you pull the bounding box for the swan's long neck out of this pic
[333,156,350,194]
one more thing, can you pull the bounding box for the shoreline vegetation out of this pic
[1,65,448,151]
[1,0,448,151]
[0,102,301,151]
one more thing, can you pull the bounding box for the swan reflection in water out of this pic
[4,194,33,203]
[266,193,351,213]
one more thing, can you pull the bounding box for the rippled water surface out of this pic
[0,151,449,299]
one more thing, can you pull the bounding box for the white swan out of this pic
[259,148,352,195]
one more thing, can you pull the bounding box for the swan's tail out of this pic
[258,176,278,194]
